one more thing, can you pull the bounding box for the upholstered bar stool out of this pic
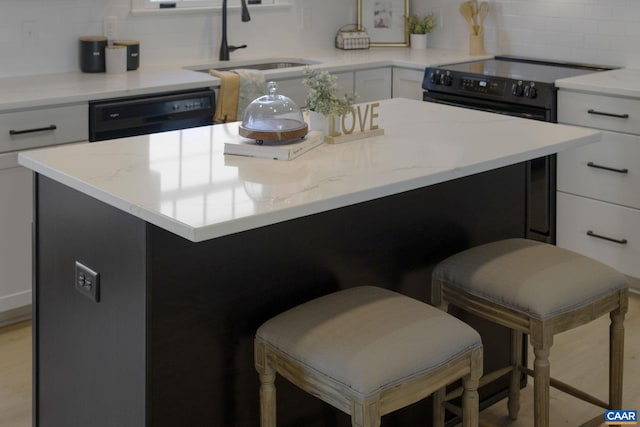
[254,286,483,427]
[431,238,629,427]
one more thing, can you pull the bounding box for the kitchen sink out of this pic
[183,58,320,73]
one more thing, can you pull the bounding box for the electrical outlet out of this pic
[75,261,100,303]
[103,16,118,40]
[22,21,38,49]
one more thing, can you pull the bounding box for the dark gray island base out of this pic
[34,163,527,427]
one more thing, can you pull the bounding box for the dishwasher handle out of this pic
[10,124,57,136]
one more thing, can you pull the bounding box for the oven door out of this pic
[423,91,555,244]
[423,91,552,121]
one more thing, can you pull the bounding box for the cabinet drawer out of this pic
[557,192,640,279]
[557,130,640,209]
[0,104,88,154]
[558,90,640,134]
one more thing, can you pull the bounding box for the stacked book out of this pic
[224,130,324,161]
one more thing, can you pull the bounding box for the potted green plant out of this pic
[406,14,436,49]
[302,67,357,135]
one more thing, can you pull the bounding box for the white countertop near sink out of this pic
[0,48,488,111]
[18,98,600,242]
[555,67,640,98]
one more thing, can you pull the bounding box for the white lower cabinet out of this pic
[354,68,392,103]
[274,67,392,109]
[557,89,640,285]
[275,71,354,109]
[0,103,88,321]
[392,68,425,100]
[0,155,32,315]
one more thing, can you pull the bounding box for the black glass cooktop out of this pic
[443,55,615,83]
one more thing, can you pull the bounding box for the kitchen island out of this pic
[19,98,600,427]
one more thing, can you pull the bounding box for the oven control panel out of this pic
[459,77,505,96]
[422,67,555,109]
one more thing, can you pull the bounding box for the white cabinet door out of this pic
[275,72,354,109]
[392,68,425,100]
[0,155,32,313]
[355,68,392,103]
[0,102,86,319]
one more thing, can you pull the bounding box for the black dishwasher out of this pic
[89,88,215,141]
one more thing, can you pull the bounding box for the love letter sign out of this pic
[326,102,385,144]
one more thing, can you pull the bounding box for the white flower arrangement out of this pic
[302,67,357,117]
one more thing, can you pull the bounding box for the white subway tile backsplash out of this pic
[0,0,353,77]
[2,0,640,77]
[413,0,640,68]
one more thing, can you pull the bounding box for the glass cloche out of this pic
[239,81,308,143]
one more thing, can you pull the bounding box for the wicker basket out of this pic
[335,24,370,50]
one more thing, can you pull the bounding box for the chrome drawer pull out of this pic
[587,162,629,174]
[587,230,628,245]
[9,124,57,136]
[587,109,629,119]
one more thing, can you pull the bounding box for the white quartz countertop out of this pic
[19,98,600,242]
[555,67,640,98]
[0,48,487,111]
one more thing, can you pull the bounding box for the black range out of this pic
[422,55,613,122]
[422,55,615,243]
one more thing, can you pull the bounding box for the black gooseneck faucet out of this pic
[219,0,251,61]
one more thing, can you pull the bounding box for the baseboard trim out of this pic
[0,305,32,328]
[627,275,640,295]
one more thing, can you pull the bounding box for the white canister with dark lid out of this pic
[79,36,108,73]
[113,40,140,71]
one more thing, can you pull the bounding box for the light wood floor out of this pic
[1,293,639,426]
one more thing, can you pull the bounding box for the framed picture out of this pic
[357,0,409,47]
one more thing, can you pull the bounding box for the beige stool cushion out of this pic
[256,286,481,400]
[432,238,629,320]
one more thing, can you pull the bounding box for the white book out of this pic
[224,131,324,161]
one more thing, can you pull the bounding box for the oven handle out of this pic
[423,95,547,121]
[424,96,512,116]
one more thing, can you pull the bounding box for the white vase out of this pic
[410,33,428,49]
[306,111,339,136]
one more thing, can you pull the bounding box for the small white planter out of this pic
[306,111,340,136]
[410,33,428,49]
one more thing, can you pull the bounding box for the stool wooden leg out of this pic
[532,344,551,427]
[351,401,381,427]
[609,308,626,410]
[508,330,522,420]
[432,387,446,427]
[259,366,276,427]
[462,347,482,427]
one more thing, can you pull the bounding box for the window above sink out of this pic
[131,0,289,15]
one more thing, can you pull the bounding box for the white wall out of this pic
[4,0,640,78]
[413,0,640,68]
[0,0,355,77]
